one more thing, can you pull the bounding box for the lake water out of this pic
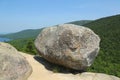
[0,37,11,42]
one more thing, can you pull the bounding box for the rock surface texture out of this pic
[0,42,32,80]
[35,24,100,70]
[79,72,120,80]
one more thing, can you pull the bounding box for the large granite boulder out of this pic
[35,24,100,70]
[0,42,32,80]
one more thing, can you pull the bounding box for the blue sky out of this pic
[0,0,120,33]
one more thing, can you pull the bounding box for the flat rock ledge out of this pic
[78,72,120,80]
[51,72,120,80]
[20,49,120,80]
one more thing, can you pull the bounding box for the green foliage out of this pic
[25,40,37,55]
[52,66,61,73]
[83,14,120,77]
[8,38,37,55]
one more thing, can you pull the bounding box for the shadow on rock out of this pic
[33,55,85,74]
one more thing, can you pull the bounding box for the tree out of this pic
[25,40,36,55]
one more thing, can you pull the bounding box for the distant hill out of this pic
[67,20,92,26]
[0,28,43,39]
[0,20,92,39]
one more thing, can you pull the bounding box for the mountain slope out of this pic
[83,14,120,77]
[0,28,43,39]
[68,20,92,26]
